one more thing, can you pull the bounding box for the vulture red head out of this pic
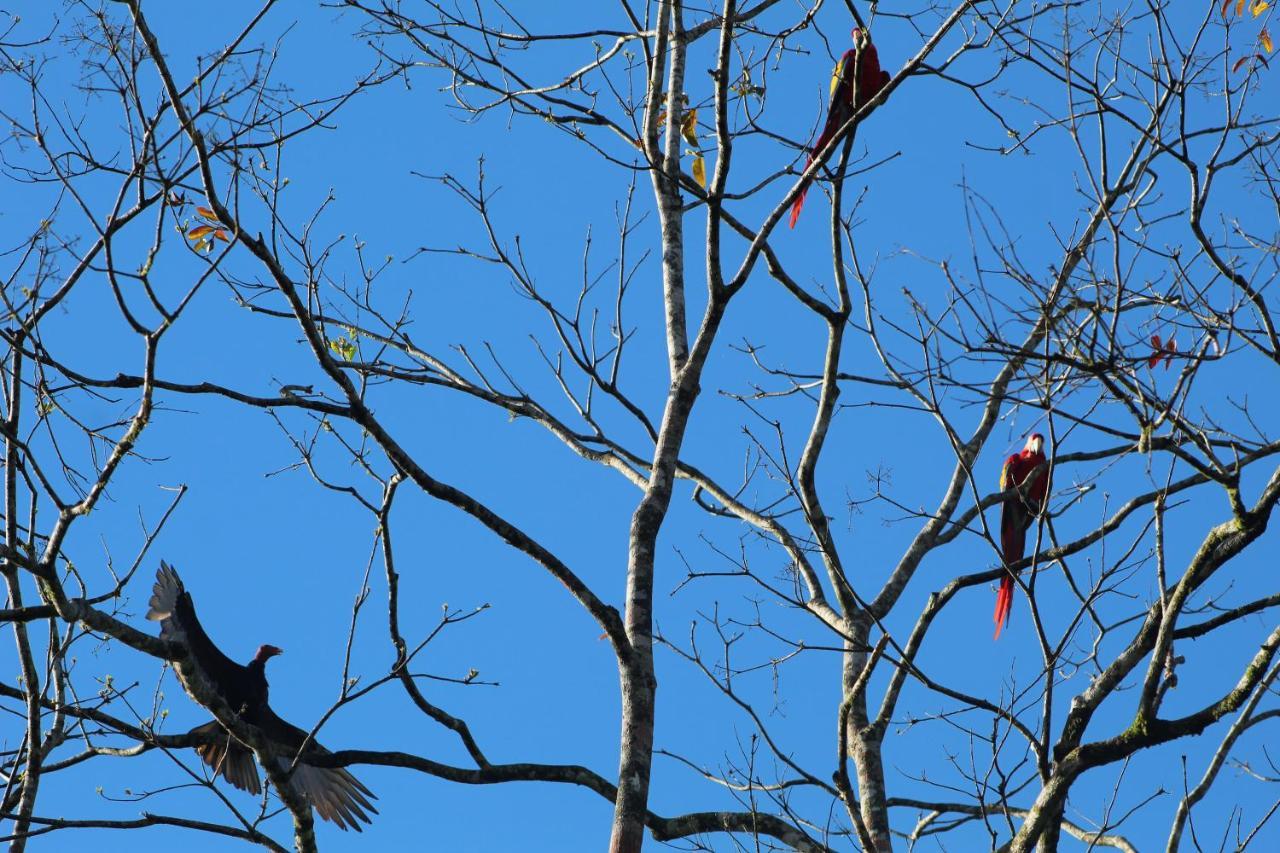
[253,644,284,663]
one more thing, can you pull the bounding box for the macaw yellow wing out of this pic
[829,55,848,99]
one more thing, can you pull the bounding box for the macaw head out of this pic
[851,27,868,49]
[1026,433,1045,455]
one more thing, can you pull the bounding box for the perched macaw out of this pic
[994,433,1049,639]
[789,27,890,228]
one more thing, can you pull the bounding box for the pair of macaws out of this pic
[793,31,1048,639]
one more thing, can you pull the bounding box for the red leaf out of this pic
[186,225,215,240]
[213,229,230,242]
[1233,55,1252,73]
[195,205,218,221]
[1147,334,1168,370]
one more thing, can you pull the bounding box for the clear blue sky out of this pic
[2,1,1278,850]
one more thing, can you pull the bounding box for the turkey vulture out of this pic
[147,563,377,830]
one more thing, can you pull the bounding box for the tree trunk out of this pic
[845,625,892,851]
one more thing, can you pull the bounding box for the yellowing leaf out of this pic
[691,154,706,188]
[195,205,218,220]
[1238,0,1247,16]
[186,225,215,240]
[213,229,230,242]
[1263,27,1274,53]
[680,108,698,146]
[1253,0,1271,16]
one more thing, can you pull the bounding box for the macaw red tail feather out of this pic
[789,189,807,228]
[993,573,1015,640]
[996,518,1023,640]
[791,118,837,229]
[789,154,816,228]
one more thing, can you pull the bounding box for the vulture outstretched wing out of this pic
[147,562,269,715]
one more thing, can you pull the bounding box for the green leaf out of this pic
[327,337,357,360]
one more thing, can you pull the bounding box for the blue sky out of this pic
[2,1,1279,850]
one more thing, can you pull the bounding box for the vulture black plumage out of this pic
[147,562,377,831]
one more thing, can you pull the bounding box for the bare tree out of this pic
[2,0,1280,850]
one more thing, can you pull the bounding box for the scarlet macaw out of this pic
[994,433,1049,639]
[789,27,890,228]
